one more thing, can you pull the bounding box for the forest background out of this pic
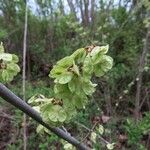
[0,0,150,149]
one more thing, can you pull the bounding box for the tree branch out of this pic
[0,83,90,150]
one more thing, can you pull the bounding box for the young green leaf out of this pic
[57,56,73,68]
[94,55,113,77]
[106,143,115,150]
[71,48,86,63]
[12,54,19,63]
[0,53,12,61]
[47,105,67,123]
[91,132,97,143]
[82,80,97,95]
[72,61,80,76]
[82,55,94,80]
[2,70,10,82]
[90,45,109,57]
[56,72,73,84]
[97,125,104,135]
[0,42,4,53]
[0,43,20,83]
[68,78,76,92]
[64,143,76,150]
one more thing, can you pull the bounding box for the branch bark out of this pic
[0,83,90,150]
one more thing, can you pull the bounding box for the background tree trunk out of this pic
[135,25,150,121]
[67,0,77,20]
[83,0,89,26]
[90,0,95,28]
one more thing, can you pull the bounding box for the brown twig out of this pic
[81,122,98,142]
[76,121,109,145]
[139,89,149,110]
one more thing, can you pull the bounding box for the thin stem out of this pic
[81,122,98,142]
[22,1,28,150]
[75,121,110,145]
